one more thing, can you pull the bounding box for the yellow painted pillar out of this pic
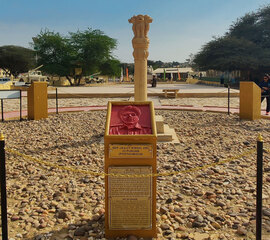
[27,82,48,120]
[240,81,261,120]
[129,15,153,102]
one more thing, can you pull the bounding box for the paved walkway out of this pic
[50,83,239,94]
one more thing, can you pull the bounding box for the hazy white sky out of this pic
[1,0,269,63]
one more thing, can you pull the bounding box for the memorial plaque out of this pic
[104,101,157,238]
[108,166,152,230]
[109,144,153,158]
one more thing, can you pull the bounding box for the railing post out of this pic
[0,133,8,240]
[56,88,58,114]
[256,134,263,240]
[20,90,22,121]
[228,82,230,115]
[1,98,3,122]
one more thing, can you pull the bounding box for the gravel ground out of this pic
[0,110,270,240]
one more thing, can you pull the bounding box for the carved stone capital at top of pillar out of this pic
[132,37,149,50]
[133,49,149,60]
[129,14,153,41]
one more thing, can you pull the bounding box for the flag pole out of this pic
[163,69,166,81]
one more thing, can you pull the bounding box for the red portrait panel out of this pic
[109,105,152,135]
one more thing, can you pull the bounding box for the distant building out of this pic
[152,67,204,80]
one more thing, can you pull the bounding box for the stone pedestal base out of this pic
[156,115,179,144]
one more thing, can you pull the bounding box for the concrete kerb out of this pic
[176,92,239,98]
[261,115,270,119]
[155,106,204,112]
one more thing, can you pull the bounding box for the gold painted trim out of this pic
[105,101,112,137]
[105,101,156,137]
[257,133,263,142]
[0,132,4,141]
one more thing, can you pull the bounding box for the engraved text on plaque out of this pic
[109,144,153,158]
[108,166,152,230]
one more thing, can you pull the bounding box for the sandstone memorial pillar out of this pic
[129,15,152,102]
[239,81,261,120]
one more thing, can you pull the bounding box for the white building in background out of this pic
[153,67,206,80]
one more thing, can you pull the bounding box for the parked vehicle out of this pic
[85,76,104,84]
[18,65,48,84]
[0,77,11,84]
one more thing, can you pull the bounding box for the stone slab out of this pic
[157,124,180,144]
[155,115,164,134]
[157,124,173,142]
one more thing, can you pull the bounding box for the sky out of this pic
[0,0,270,63]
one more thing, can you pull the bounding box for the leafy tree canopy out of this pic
[32,28,118,85]
[193,4,270,76]
[100,59,121,77]
[0,45,35,78]
[147,60,188,70]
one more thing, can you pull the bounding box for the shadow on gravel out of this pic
[24,133,104,155]
[28,214,106,240]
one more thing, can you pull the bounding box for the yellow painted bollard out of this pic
[27,82,48,120]
[240,81,261,120]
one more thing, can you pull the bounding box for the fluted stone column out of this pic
[129,15,152,102]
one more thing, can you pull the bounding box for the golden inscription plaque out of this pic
[108,166,152,230]
[109,144,153,158]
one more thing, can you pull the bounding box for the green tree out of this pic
[193,36,265,71]
[148,60,184,69]
[0,45,35,78]
[32,28,118,85]
[148,60,163,69]
[193,4,270,77]
[100,59,121,77]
